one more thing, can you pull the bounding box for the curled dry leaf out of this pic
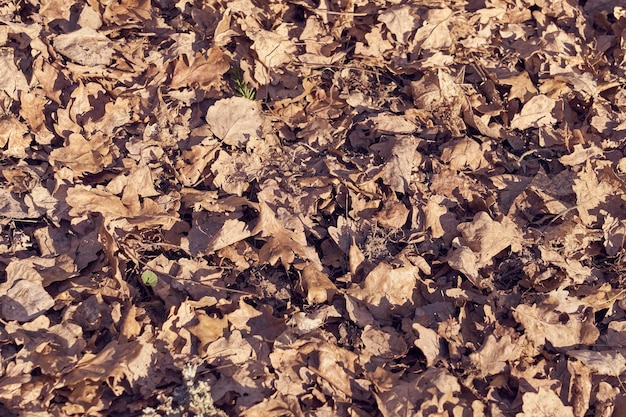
[296,263,337,304]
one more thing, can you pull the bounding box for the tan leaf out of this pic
[119,304,142,342]
[252,200,321,270]
[566,350,626,378]
[516,388,574,417]
[0,260,54,322]
[351,262,419,320]
[296,263,337,304]
[0,48,29,100]
[412,322,443,366]
[441,137,487,171]
[513,303,599,349]
[446,246,481,285]
[0,279,54,322]
[379,5,418,43]
[558,144,603,166]
[49,133,113,175]
[170,47,229,90]
[53,27,114,66]
[414,8,453,50]
[572,161,613,225]
[102,0,153,25]
[361,325,407,359]
[0,117,29,158]
[187,311,228,355]
[375,198,409,229]
[287,306,342,336]
[249,28,297,69]
[423,194,449,239]
[205,330,253,366]
[510,94,557,130]
[206,97,264,148]
[470,334,521,378]
[60,338,155,393]
[355,25,394,57]
[568,359,591,417]
[349,238,366,275]
[456,211,523,266]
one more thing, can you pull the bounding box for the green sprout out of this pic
[141,270,158,287]
[229,65,256,100]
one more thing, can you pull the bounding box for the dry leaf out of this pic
[513,302,599,349]
[53,27,114,66]
[510,95,557,130]
[296,263,337,304]
[206,97,264,148]
[516,388,574,417]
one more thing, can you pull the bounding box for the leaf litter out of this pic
[1,0,626,416]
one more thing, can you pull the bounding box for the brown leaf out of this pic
[188,311,228,355]
[206,97,264,148]
[516,388,574,417]
[296,263,337,304]
[53,27,114,66]
[513,301,599,349]
[510,94,557,130]
[170,47,229,91]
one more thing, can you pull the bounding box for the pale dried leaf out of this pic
[206,97,264,148]
[53,27,114,66]
[566,350,626,378]
[516,388,574,417]
[510,95,557,130]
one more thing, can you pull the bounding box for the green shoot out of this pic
[229,65,256,100]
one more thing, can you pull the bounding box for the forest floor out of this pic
[1,0,626,416]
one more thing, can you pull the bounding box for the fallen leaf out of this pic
[206,97,264,148]
[296,263,337,304]
[53,27,114,66]
[510,95,557,130]
[516,388,574,417]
